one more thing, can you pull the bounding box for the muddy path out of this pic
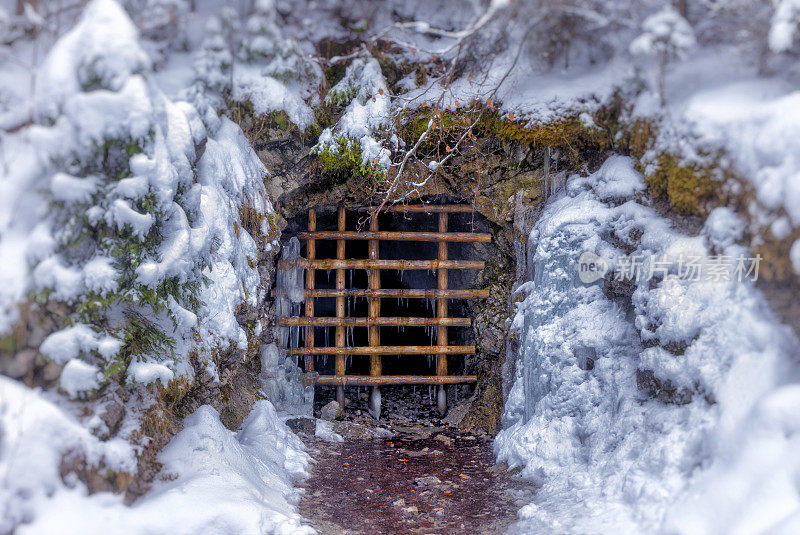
[298,404,534,534]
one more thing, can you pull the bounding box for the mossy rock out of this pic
[645,153,718,216]
[311,136,386,188]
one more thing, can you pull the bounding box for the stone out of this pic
[433,434,453,447]
[3,349,36,379]
[414,476,442,487]
[286,417,316,436]
[41,361,62,382]
[100,402,126,438]
[320,400,341,421]
[442,401,470,427]
[26,322,49,349]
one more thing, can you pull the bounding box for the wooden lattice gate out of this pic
[277,205,489,417]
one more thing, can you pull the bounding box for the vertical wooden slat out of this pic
[335,207,346,407]
[437,212,448,415]
[305,209,316,373]
[369,211,382,418]
[369,213,381,378]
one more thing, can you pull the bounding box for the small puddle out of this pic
[299,424,533,534]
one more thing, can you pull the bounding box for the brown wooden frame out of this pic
[278,205,489,414]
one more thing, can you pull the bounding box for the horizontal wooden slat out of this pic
[312,375,477,385]
[287,345,476,355]
[277,259,484,270]
[280,317,470,327]
[360,205,476,213]
[298,231,491,242]
[272,288,490,299]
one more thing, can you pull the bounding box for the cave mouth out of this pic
[276,199,495,420]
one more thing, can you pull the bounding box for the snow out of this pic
[59,359,102,398]
[572,154,646,201]
[315,420,344,443]
[1,386,312,535]
[0,376,137,534]
[50,172,99,202]
[316,57,393,168]
[82,257,119,295]
[232,68,314,130]
[629,6,696,60]
[127,359,175,385]
[770,0,800,53]
[33,0,151,121]
[40,324,120,365]
[497,156,800,533]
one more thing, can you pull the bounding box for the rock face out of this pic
[249,115,558,436]
[286,417,317,436]
[320,400,342,421]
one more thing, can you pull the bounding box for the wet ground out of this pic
[298,387,534,534]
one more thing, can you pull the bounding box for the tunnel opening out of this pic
[274,199,497,420]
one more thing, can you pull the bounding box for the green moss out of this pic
[0,332,18,354]
[324,62,348,90]
[480,112,611,169]
[377,54,414,93]
[396,103,612,172]
[311,136,385,184]
[645,153,718,216]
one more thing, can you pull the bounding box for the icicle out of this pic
[275,237,305,348]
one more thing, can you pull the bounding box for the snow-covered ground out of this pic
[1,376,312,534]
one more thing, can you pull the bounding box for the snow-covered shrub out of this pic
[313,57,393,182]
[630,6,696,105]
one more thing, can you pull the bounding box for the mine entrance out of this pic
[276,204,490,418]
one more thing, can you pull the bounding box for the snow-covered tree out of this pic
[770,0,800,52]
[188,0,320,131]
[1,0,273,399]
[124,0,192,66]
[630,5,696,106]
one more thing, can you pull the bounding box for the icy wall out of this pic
[496,156,800,533]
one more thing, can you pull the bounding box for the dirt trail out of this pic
[299,417,533,534]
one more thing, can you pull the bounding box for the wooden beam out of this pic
[368,212,381,383]
[280,317,471,327]
[304,208,315,372]
[312,375,478,386]
[437,213,449,415]
[278,259,484,270]
[360,205,476,213]
[335,206,346,406]
[297,230,491,242]
[287,345,476,355]
[273,288,490,299]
